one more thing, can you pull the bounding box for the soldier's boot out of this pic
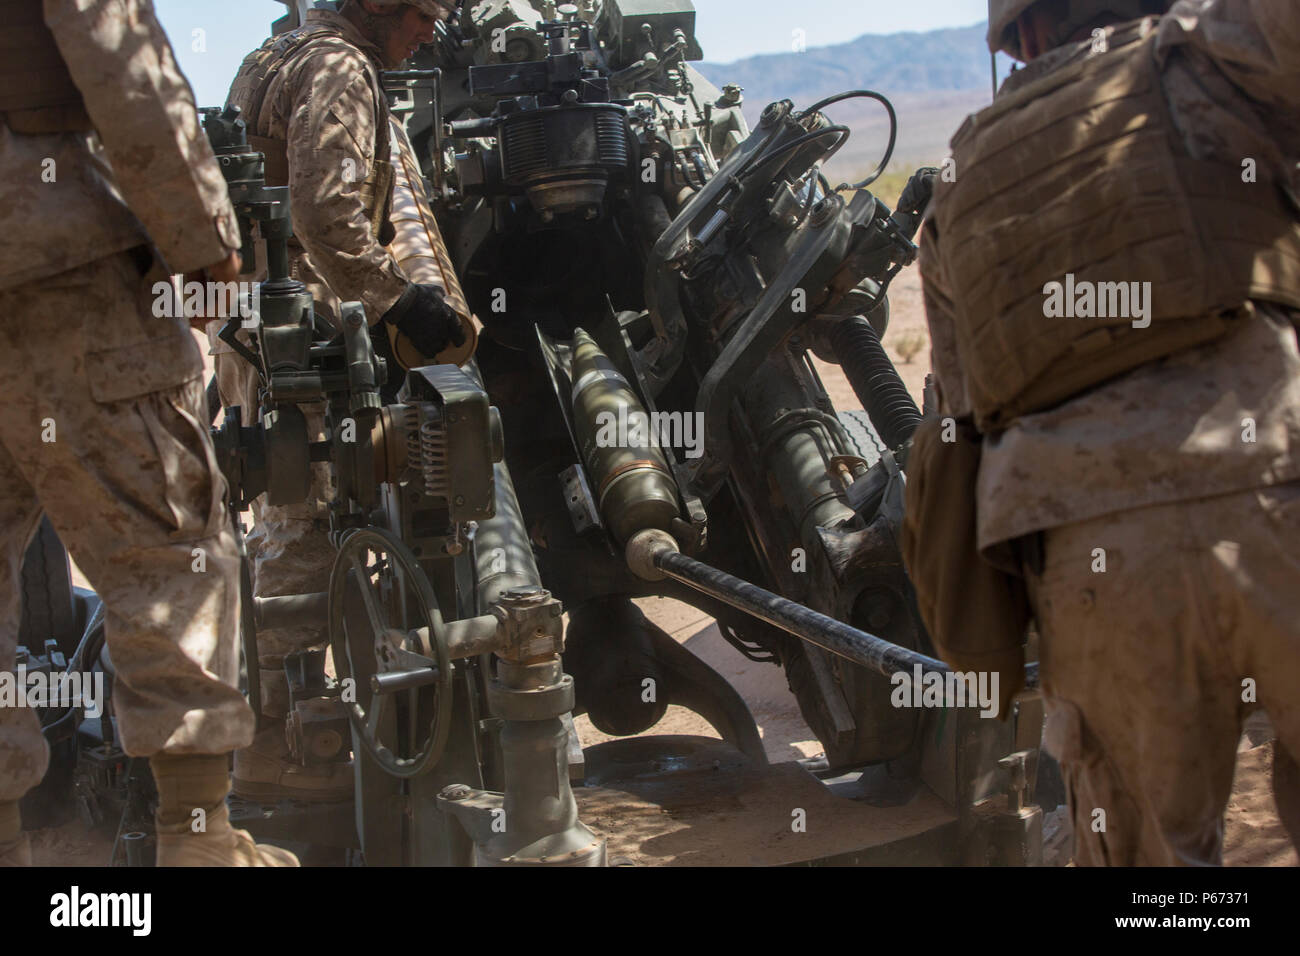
[231,664,352,803]
[232,723,353,803]
[0,801,31,866]
[150,754,298,867]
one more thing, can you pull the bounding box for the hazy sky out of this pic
[156,0,992,107]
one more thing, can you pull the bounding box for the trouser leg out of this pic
[1208,483,1300,856]
[0,252,254,761]
[215,349,335,715]
[1033,497,1243,865]
[214,337,352,803]
[0,440,47,803]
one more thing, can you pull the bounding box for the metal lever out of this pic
[371,667,442,694]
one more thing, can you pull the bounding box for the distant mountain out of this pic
[693,22,997,175]
[695,22,994,107]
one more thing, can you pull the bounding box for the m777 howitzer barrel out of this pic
[626,528,1040,690]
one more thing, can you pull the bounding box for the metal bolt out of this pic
[998,752,1028,813]
[503,584,547,604]
[810,198,835,228]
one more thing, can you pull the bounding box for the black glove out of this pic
[381,282,467,357]
[896,166,940,218]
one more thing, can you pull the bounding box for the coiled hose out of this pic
[829,315,921,451]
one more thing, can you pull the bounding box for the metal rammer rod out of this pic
[625,528,1040,690]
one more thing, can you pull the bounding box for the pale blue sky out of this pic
[156,0,992,107]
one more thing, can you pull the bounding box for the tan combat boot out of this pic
[150,753,299,867]
[154,802,298,867]
[0,801,31,866]
[0,834,32,867]
[232,723,353,803]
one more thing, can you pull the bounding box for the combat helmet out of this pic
[988,0,1173,59]
[368,0,458,17]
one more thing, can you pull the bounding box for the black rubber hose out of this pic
[830,315,922,451]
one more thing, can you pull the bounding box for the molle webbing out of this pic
[0,0,91,131]
[935,26,1300,430]
[230,26,325,186]
[233,22,394,241]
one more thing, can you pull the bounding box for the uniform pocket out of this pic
[80,250,225,541]
[83,249,204,403]
[84,332,204,403]
[134,380,228,543]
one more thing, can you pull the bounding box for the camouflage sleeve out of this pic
[918,218,971,420]
[1162,0,1300,136]
[43,0,241,274]
[283,48,407,325]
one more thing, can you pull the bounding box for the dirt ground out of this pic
[34,267,1295,866]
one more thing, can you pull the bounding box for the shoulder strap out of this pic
[243,22,391,172]
[244,27,327,135]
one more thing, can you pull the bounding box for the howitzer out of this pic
[384,0,1053,863]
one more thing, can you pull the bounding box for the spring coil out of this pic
[594,111,628,165]
[501,116,548,178]
[420,417,449,499]
[830,315,921,451]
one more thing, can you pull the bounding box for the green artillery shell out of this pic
[570,328,680,544]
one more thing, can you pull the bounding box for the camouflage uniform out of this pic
[920,0,1300,864]
[214,6,470,699]
[0,0,253,806]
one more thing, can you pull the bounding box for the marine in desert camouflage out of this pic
[215,0,473,802]
[0,0,293,866]
[914,0,1300,864]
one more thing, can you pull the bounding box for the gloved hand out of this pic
[896,166,940,217]
[381,282,467,358]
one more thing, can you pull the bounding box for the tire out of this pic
[780,630,919,772]
[837,409,886,469]
[19,516,77,658]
